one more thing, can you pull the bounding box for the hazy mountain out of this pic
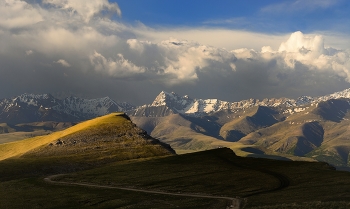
[0,93,134,124]
[0,121,77,144]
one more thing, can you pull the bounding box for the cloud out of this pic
[127,39,145,53]
[25,50,34,56]
[0,1,350,105]
[125,38,237,84]
[274,31,350,81]
[0,0,43,28]
[55,59,71,67]
[261,0,339,13]
[133,27,290,51]
[43,0,121,22]
[89,51,145,77]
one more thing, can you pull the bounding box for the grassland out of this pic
[2,112,350,208]
[1,147,350,208]
[55,148,350,208]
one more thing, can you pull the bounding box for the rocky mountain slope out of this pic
[130,88,350,168]
[3,88,350,168]
[0,93,134,124]
[129,88,350,117]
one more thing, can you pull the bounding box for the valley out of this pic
[0,112,350,208]
[2,88,350,168]
[2,89,350,208]
[128,89,350,169]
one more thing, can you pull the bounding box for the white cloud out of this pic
[278,31,325,54]
[125,38,237,84]
[127,39,145,53]
[43,0,121,22]
[0,0,43,28]
[232,48,258,60]
[273,31,350,81]
[55,59,71,67]
[89,51,145,77]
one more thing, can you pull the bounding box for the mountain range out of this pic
[2,88,350,123]
[2,88,350,168]
[128,88,350,116]
[128,88,350,169]
[0,93,134,124]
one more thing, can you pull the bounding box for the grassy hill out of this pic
[0,112,174,164]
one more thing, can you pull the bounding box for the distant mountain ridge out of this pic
[128,88,350,168]
[0,93,134,124]
[2,88,350,168]
[2,88,350,124]
[128,88,350,117]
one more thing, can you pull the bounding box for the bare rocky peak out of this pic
[139,88,350,116]
[0,94,135,123]
[151,91,194,110]
[3,87,350,122]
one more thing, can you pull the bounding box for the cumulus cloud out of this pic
[0,0,43,28]
[55,59,71,67]
[124,31,350,85]
[89,51,145,77]
[125,38,237,84]
[0,1,350,104]
[274,31,350,81]
[43,0,121,22]
[127,39,145,53]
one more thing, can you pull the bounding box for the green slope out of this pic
[1,148,349,208]
[0,112,174,162]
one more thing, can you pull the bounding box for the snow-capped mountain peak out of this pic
[317,88,350,102]
[295,96,315,106]
[151,91,194,110]
[0,94,135,124]
[149,91,231,114]
[14,93,55,106]
[134,88,350,117]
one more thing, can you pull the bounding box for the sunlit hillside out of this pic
[0,112,174,162]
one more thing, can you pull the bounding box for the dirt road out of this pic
[44,174,243,209]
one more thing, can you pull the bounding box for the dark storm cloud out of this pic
[1,1,350,105]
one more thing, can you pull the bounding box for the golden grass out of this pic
[0,112,126,161]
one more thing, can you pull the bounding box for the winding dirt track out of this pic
[44,174,242,208]
[44,157,290,209]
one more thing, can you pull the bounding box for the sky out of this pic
[1,0,350,105]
